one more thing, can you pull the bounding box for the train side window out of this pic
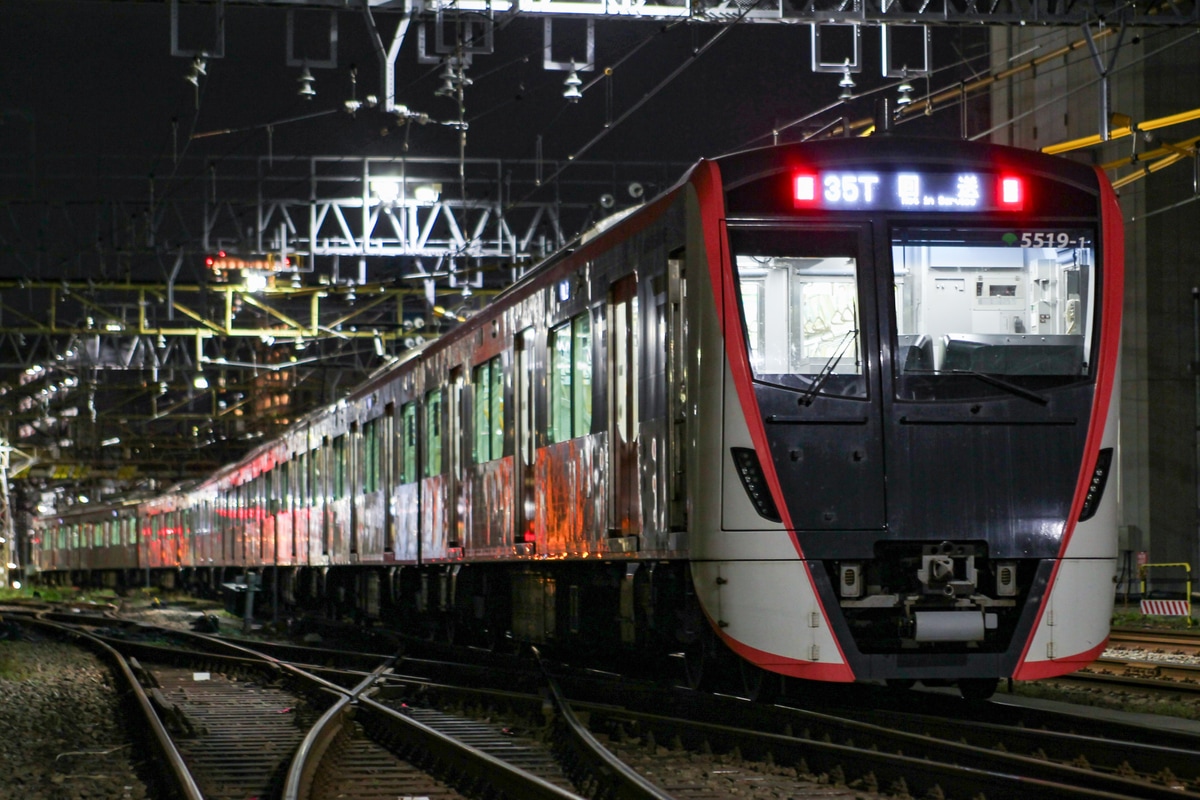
[549,313,593,443]
[332,435,347,500]
[424,389,443,477]
[297,451,309,508]
[473,356,504,462]
[278,461,290,513]
[363,418,380,493]
[401,402,418,482]
[310,446,322,507]
[516,328,535,465]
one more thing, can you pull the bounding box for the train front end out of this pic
[686,138,1123,696]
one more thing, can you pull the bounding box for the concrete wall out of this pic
[988,27,1200,571]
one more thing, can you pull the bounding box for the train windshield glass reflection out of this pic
[731,228,866,399]
[891,227,1095,397]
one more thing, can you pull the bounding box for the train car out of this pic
[31,500,140,588]
[30,136,1122,699]
[685,137,1122,699]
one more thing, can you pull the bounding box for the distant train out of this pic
[32,136,1124,700]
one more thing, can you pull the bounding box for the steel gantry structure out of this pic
[5,0,1200,522]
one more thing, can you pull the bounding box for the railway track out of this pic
[5,610,660,800]
[1047,625,1200,693]
[11,603,1200,800]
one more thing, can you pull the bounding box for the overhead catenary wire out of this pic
[529,1,766,195]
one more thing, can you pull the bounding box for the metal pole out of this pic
[0,443,13,588]
[1193,288,1200,590]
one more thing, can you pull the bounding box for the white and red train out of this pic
[33,137,1124,699]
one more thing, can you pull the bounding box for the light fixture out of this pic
[838,61,856,101]
[244,271,268,293]
[372,178,401,205]
[413,183,441,203]
[193,372,209,390]
[297,67,316,100]
[184,56,207,87]
[896,68,914,106]
[563,64,583,103]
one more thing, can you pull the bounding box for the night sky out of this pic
[1,2,986,183]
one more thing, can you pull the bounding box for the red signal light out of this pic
[999,176,1024,209]
[793,173,818,206]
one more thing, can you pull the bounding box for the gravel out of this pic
[0,630,151,800]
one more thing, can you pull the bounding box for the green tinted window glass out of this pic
[490,357,504,459]
[572,314,592,437]
[549,324,572,443]
[401,402,418,483]
[424,390,442,477]
[472,357,504,463]
[363,419,379,493]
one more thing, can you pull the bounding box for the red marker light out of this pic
[999,176,1024,209]
[794,173,818,205]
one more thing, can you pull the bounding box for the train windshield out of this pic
[731,228,867,399]
[891,227,1095,400]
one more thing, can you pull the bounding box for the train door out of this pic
[295,449,309,565]
[349,422,360,559]
[514,327,536,547]
[726,224,886,536]
[607,274,641,538]
[882,224,1098,552]
[319,437,331,562]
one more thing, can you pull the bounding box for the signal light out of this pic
[794,173,818,206]
[999,176,1024,209]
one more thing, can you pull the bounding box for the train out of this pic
[31,136,1124,700]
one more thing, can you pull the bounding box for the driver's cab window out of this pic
[731,228,865,399]
[891,228,1094,400]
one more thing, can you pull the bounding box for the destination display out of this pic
[793,170,1025,212]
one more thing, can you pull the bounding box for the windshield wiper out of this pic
[799,328,859,407]
[907,368,1049,406]
[951,369,1048,406]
